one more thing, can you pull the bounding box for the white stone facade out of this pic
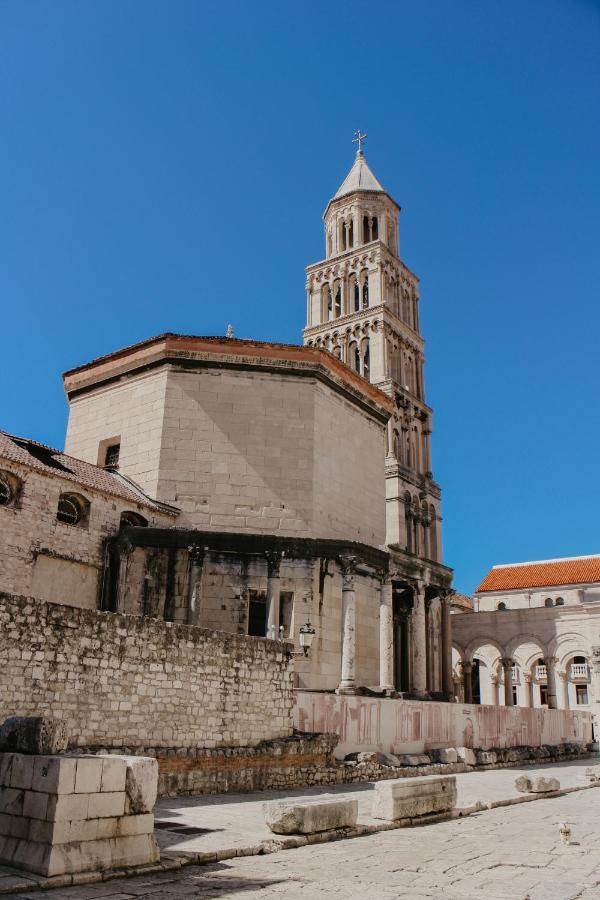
[451,556,600,726]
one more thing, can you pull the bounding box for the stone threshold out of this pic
[1,779,598,895]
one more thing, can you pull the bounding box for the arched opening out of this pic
[326,285,333,320]
[350,275,360,312]
[372,216,378,240]
[429,505,438,562]
[348,220,354,248]
[362,340,370,381]
[361,272,369,308]
[363,215,369,243]
[334,283,342,318]
[544,597,554,607]
[120,511,148,528]
[555,596,565,606]
[57,493,89,527]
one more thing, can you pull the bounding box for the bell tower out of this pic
[303,136,444,568]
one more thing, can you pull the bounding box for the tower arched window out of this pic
[325,285,333,321]
[429,504,437,562]
[372,217,378,240]
[348,219,354,248]
[353,277,360,312]
[362,340,370,381]
[363,215,369,243]
[361,273,369,309]
[334,284,342,318]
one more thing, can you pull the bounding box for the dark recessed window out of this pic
[0,477,12,506]
[57,495,82,526]
[120,511,148,528]
[555,597,564,606]
[497,602,507,610]
[104,444,120,469]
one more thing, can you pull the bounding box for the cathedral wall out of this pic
[156,367,316,534]
[64,369,169,498]
[312,383,386,546]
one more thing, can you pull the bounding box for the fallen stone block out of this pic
[515,775,560,793]
[399,754,430,767]
[264,796,358,834]
[372,775,457,821]
[584,765,600,782]
[375,752,402,767]
[431,748,458,764]
[515,776,533,793]
[0,718,68,756]
[456,747,476,765]
[476,751,497,765]
[123,757,158,814]
[530,776,560,793]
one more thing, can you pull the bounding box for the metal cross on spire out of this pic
[352,129,367,155]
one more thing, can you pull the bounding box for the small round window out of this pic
[0,477,12,506]
[57,496,81,526]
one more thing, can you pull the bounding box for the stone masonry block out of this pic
[46,793,89,823]
[0,718,68,756]
[9,755,34,791]
[0,787,25,817]
[98,756,127,793]
[123,757,158,814]
[32,756,77,796]
[456,747,476,765]
[264,796,358,835]
[22,790,48,821]
[87,791,126,819]
[372,776,457,822]
[74,757,103,794]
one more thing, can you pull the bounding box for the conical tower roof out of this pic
[325,150,399,215]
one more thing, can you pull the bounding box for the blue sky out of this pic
[1,1,599,593]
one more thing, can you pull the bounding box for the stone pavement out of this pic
[153,759,597,859]
[4,786,600,899]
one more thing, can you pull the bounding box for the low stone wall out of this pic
[295,691,593,758]
[107,734,591,797]
[0,593,294,750]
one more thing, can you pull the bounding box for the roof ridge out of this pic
[493,554,600,569]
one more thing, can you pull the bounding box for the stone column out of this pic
[115,539,133,613]
[425,598,433,693]
[441,592,454,698]
[544,656,558,709]
[379,574,394,693]
[522,675,533,707]
[265,551,282,639]
[186,544,204,626]
[501,658,514,706]
[337,555,357,695]
[411,581,428,698]
[462,661,473,704]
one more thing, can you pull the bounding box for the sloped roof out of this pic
[334,152,386,199]
[0,431,178,515]
[451,591,474,611]
[476,555,600,593]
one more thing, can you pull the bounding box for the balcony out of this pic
[535,665,547,680]
[570,663,589,680]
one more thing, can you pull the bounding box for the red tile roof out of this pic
[476,556,600,592]
[451,591,474,611]
[62,333,395,417]
[0,431,178,515]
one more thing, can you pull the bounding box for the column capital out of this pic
[265,550,282,577]
[543,655,558,667]
[187,544,204,566]
[461,660,473,673]
[339,555,357,589]
[501,657,513,670]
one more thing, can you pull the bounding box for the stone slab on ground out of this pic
[264,796,357,834]
[371,775,457,821]
[515,775,561,793]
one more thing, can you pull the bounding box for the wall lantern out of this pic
[298,621,316,657]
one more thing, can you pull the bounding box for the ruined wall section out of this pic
[0,594,294,749]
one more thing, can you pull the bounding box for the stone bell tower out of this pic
[303,135,454,699]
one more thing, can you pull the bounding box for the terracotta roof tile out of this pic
[451,591,474,610]
[476,556,600,592]
[0,431,178,515]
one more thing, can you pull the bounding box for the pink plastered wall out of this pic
[294,691,593,758]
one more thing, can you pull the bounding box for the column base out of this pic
[336,683,357,696]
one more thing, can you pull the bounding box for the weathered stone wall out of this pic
[295,691,594,758]
[0,460,173,609]
[0,594,294,750]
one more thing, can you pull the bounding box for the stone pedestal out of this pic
[0,753,159,877]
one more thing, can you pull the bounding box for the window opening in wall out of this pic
[512,685,518,705]
[372,217,378,240]
[354,280,360,312]
[544,597,553,607]
[334,286,341,317]
[104,443,120,469]
[56,494,83,526]
[279,591,294,639]
[120,511,148,528]
[576,684,589,705]
[555,596,564,606]
[0,477,12,506]
[472,659,481,704]
[363,345,370,381]
[540,684,548,706]
[362,275,369,308]
[247,589,267,636]
[497,602,507,610]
